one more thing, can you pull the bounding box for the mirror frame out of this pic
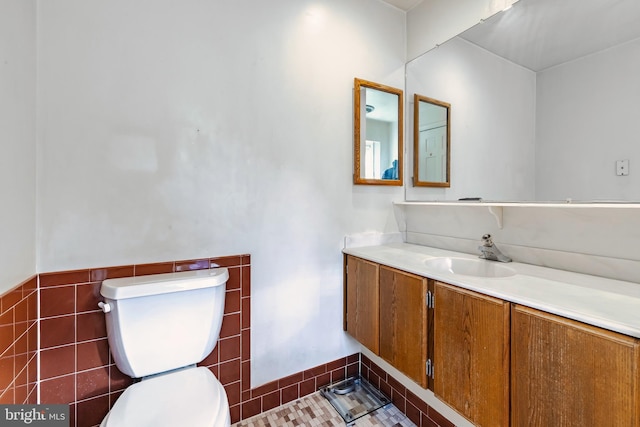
[413,94,451,188]
[353,78,404,186]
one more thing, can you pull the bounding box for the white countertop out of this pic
[343,243,640,338]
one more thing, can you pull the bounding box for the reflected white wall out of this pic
[36,0,405,386]
[536,38,640,201]
[0,0,36,294]
[405,37,536,201]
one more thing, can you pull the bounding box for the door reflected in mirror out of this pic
[413,94,450,187]
[353,78,403,185]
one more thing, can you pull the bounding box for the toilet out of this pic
[97,268,231,427]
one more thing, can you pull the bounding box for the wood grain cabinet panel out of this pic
[344,255,640,427]
[433,281,510,427]
[344,255,380,354]
[511,305,640,427]
[379,266,428,387]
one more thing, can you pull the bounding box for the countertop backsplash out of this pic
[393,203,640,283]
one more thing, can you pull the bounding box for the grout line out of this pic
[36,276,41,404]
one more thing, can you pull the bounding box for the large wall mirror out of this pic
[413,94,450,187]
[405,0,640,202]
[353,78,404,186]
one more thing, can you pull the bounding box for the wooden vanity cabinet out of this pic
[379,266,428,387]
[344,255,380,354]
[344,256,428,386]
[511,305,640,427]
[433,281,510,427]
[345,254,640,426]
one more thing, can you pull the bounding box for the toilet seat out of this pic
[101,367,230,427]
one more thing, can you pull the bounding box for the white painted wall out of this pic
[405,37,536,201]
[536,38,640,201]
[36,0,405,386]
[0,0,36,294]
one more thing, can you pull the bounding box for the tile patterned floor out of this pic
[232,392,416,427]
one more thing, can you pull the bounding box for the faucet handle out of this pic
[481,234,493,246]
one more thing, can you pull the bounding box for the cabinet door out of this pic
[511,305,640,427]
[345,255,379,354]
[434,281,510,427]
[379,266,428,387]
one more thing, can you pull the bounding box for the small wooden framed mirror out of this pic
[353,78,404,186]
[413,94,450,187]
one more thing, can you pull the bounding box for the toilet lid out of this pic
[103,367,229,427]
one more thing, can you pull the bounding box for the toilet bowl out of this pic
[100,367,230,427]
[97,269,231,427]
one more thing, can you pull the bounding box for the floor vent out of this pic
[320,375,390,425]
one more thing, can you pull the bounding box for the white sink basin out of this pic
[424,257,517,278]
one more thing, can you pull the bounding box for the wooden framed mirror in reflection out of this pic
[353,78,403,186]
[413,94,450,187]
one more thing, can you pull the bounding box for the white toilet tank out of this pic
[99,268,229,378]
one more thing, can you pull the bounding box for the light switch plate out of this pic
[616,159,629,176]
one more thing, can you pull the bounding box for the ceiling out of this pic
[380,0,423,12]
[459,0,640,71]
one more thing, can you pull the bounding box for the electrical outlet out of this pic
[616,159,629,176]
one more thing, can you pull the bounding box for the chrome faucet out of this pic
[478,234,512,263]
